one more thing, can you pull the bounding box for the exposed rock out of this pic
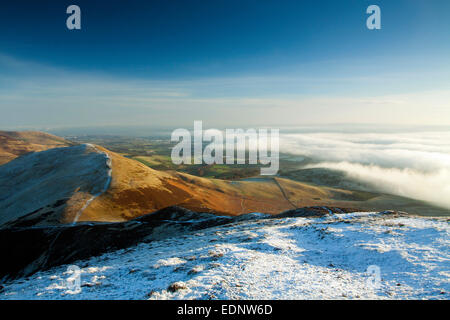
[188,266,204,275]
[275,206,338,218]
[167,282,187,292]
[208,251,224,259]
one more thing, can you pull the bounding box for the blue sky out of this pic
[0,0,449,129]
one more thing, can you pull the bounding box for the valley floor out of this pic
[1,212,449,300]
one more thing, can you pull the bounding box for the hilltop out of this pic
[0,131,73,165]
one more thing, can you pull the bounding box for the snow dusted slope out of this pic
[0,144,111,227]
[1,212,448,300]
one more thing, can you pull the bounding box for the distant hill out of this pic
[0,131,73,165]
[75,145,334,222]
[1,132,446,228]
[0,141,369,227]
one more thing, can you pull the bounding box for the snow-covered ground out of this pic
[1,212,449,300]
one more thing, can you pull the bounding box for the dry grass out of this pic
[77,147,342,222]
[0,131,72,165]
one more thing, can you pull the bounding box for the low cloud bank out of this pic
[280,130,450,209]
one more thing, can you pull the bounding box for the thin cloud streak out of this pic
[1,54,449,127]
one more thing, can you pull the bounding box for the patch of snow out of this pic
[1,212,448,300]
[154,258,187,269]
